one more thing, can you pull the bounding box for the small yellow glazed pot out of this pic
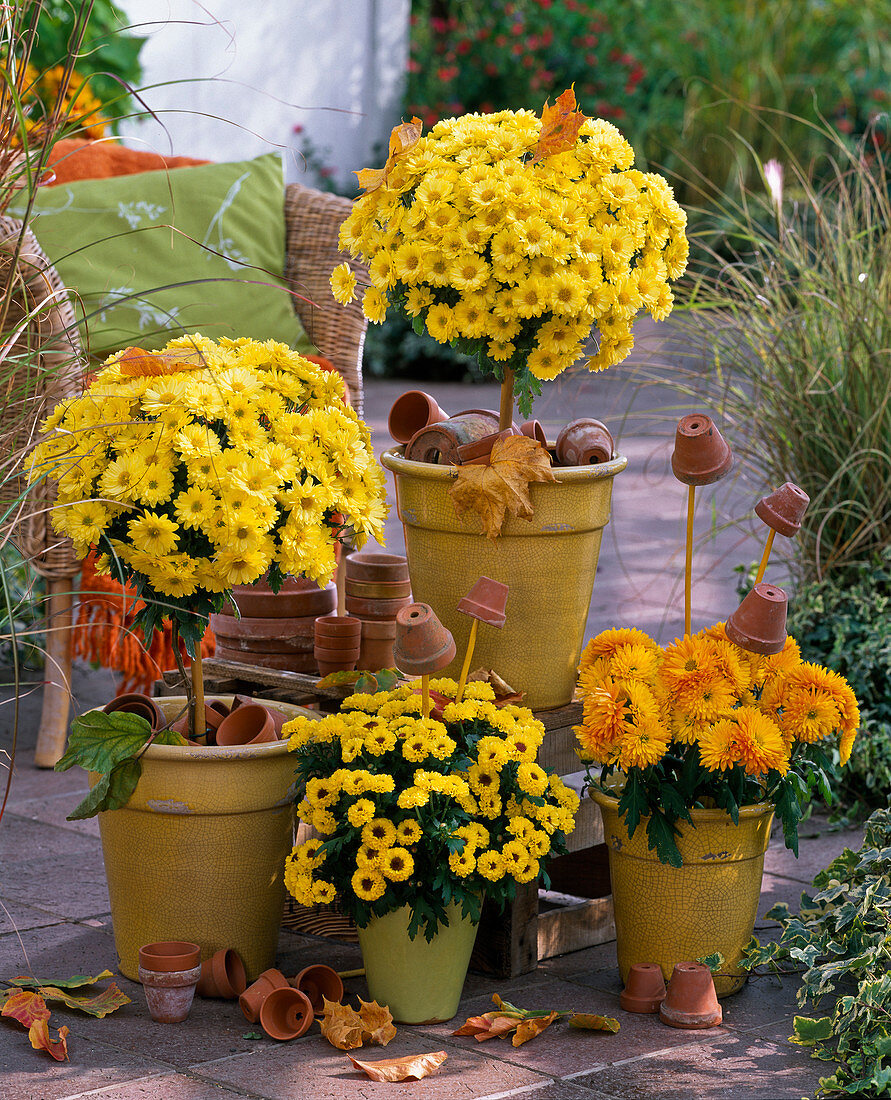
[592,789,774,996]
[381,446,627,710]
[94,697,315,982]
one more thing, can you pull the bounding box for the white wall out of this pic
[116,0,410,188]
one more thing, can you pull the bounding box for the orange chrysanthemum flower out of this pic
[733,707,789,776]
[697,717,740,772]
[610,642,661,685]
[579,628,658,671]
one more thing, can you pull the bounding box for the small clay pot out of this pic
[259,986,314,1040]
[197,948,247,999]
[456,427,519,465]
[359,618,398,672]
[393,603,457,676]
[171,703,226,742]
[345,552,410,583]
[215,704,277,746]
[388,390,449,444]
[239,968,291,1023]
[670,413,732,485]
[138,941,202,1024]
[138,942,201,973]
[345,594,414,620]
[313,615,362,642]
[457,576,509,628]
[289,964,344,1011]
[555,418,614,465]
[103,693,165,731]
[620,963,667,1013]
[314,641,361,661]
[404,410,501,465]
[659,962,722,1029]
[755,482,810,537]
[520,420,548,446]
[725,582,788,655]
[344,578,412,599]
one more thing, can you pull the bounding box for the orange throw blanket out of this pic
[46,138,209,185]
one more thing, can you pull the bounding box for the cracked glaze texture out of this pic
[381,447,627,710]
[592,790,773,996]
[95,697,316,982]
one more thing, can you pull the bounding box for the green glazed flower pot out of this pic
[357,901,479,1023]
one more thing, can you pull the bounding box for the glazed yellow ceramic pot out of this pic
[592,789,774,996]
[95,697,314,982]
[357,901,479,1024]
[380,446,627,710]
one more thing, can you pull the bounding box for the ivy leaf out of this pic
[67,758,142,820]
[791,1016,835,1045]
[697,952,725,973]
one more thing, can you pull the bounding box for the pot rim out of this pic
[380,445,628,483]
[590,787,774,821]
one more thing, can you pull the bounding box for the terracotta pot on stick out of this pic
[725,582,788,655]
[670,413,732,485]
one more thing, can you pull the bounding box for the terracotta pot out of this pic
[520,420,548,446]
[659,962,722,1029]
[138,941,201,973]
[725,582,788,655]
[138,962,202,1024]
[456,427,519,465]
[226,575,336,618]
[344,578,413,599]
[755,482,810,537]
[404,410,500,465]
[359,621,397,672]
[94,696,316,982]
[239,968,291,1023]
[170,704,226,743]
[457,576,509,628]
[555,418,614,465]
[360,618,399,640]
[197,948,247,999]
[212,645,318,673]
[290,964,344,1011]
[209,612,317,655]
[345,552,410,583]
[215,704,277,747]
[620,962,667,1013]
[103,694,165,731]
[670,413,732,486]
[388,390,449,444]
[313,615,362,642]
[314,641,360,664]
[259,986,314,1040]
[345,594,414,620]
[393,603,457,676]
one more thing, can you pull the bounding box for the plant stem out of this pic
[499,368,514,431]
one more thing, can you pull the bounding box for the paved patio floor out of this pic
[0,339,862,1098]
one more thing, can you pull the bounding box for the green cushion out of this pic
[16,152,315,357]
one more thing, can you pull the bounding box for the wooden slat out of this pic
[538,895,615,960]
[471,882,538,978]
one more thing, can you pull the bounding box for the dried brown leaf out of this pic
[348,1049,448,1081]
[513,1010,559,1046]
[1,990,69,1060]
[452,1011,519,1041]
[569,1013,621,1033]
[319,997,365,1050]
[532,87,588,163]
[357,998,396,1046]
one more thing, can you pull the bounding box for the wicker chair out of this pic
[3,180,369,767]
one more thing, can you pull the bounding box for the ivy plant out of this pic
[743,808,891,1096]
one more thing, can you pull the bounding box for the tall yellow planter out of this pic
[592,790,773,996]
[380,447,626,710]
[95,697,314,982]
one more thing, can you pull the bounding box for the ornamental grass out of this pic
[284,678,580,940]
[575,624,860,867]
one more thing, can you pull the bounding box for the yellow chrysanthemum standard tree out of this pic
[330,89,688,424]
[284,677,579,940]
[28,335,387,743]
[574,624,860,867]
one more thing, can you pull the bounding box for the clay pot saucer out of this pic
[388,390,449,444]
[755,482,810,537]
[555,418,614,466]
[215,704,277,747]
[345,578,412,599]
[725,582,788,655]
[670,413,732,485]
[197,948,247,999]
[345,553,410,583]
[345,594,414,620]
[239,968,290,1023]
[103,693,165,731]
[289,964,344,1011]
[457,577,509,628]
[393,603,457,676]
[620,963,667,1013]
[456,427,519,465]
[259,986,314,1040]
[659,962,722,1029]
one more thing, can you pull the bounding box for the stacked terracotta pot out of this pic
[344,553,412,672]
[210,575,336,673]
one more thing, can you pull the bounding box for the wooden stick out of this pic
[754,529,776,585]
[335,553,346,616]
[192,649,205,738]
[498,368,514,432]
[34,580,74,768]
[337,968,366,979]
[455,617,479,705]
[421,674,430,720]
[684,484,695,636]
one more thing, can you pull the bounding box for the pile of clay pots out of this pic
[210,574,336,673]
[103,692,288,747]
[388,388,615,467]
[620,960,722,1029]
[344,552,412,672]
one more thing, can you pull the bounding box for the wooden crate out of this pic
[158,662,614,978]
